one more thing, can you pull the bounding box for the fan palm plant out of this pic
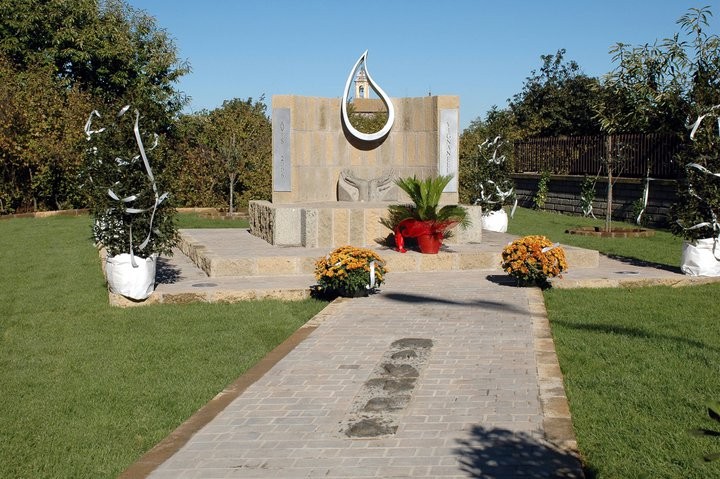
[381,174,469,253]
[384,174,469,226]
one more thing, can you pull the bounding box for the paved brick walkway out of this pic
[143,270,583,478]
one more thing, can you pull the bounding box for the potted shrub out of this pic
[314,245,387,297]
[468,137,516,232]
[382,174,469,254]
[83,106,178,299]
[501,235,568,289]
[671,108,720,277]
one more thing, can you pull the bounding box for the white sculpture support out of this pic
[341,50,395,142]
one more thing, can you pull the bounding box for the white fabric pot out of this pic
[105,253,158,300]
[481,209,508,233]
[680,238,720,277]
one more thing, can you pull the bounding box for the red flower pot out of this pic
[416,233,442,254]
[394,218,453,254]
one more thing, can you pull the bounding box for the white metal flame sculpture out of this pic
[341,50,395,142]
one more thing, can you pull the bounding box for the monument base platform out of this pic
[248,200,484,249]
[178,228,599,278]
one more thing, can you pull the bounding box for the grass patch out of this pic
[0,215,326,478]
[545,285,720,478]
[509,209,720,476]
[507,207,683,268]
[176,211,249,229]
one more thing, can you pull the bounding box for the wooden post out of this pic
[605,136,613,232]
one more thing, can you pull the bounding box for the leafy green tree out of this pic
[204,98,272,213]
[166,111,225,207]
[0,0,188,213]
[510,49,603,138]
[464,136,515,213]
[668,7,720,241]
[0,55,94,212]
[459,107,517,204]
[600,6,720,240]
[84,105,178,257]
[0,0,188,125]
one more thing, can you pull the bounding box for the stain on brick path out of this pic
[344,338,433,438]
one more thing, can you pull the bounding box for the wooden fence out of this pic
[513,133,683,179]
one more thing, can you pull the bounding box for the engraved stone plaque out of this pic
[438,108,459,192]
[272,107,291,192]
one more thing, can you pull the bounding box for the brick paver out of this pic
[146,270,583,478]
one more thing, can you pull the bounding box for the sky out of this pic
[127,0,718,130]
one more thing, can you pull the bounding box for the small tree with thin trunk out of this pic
[205,97,271,214]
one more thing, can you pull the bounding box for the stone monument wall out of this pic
[271,95,460,204]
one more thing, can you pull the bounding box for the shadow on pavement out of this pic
[454,425,585,479]
[156,257,182,284]
[382,292,529,314]
[603,253,680,274]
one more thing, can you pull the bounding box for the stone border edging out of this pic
[0,208,89,220]
[527,288,580,453]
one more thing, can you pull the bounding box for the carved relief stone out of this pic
[338,169,395,202]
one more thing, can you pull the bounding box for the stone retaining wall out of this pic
[512,174,678,228]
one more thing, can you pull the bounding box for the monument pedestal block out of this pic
[249,200,482,249]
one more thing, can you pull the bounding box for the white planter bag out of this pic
[105,253,158,300]
[481,209,508,233]
[680,238,720,277]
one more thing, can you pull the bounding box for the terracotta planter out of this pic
[416,234,443,254]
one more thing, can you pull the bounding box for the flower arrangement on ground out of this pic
[501,235,568,288]
[314,246,387,297]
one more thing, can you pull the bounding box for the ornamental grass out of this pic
[314,245,387,297]
[501,235,568,287]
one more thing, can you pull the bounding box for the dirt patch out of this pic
[565,227,655,238]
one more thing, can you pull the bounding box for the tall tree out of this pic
[0,0,188,212]
[205,98,272,213]
[510,49,603,138]
[668,7,720,241]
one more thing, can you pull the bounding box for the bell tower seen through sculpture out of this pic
[354,67,369,99]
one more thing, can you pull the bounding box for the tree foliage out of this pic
[510,49,603,138]
[666,7,720,240]
[168,98,272,211]
[0,0,188,213]
[84,106,178,257]
[0,54,94,212]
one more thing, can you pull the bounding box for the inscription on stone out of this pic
[439,108,459,192]
[272,107,291,192]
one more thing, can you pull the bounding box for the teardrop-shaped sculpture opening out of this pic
[341,50,395,142]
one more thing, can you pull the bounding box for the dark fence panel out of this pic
[514,133,682,179]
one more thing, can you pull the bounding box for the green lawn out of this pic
[545,286,720,478]
[3,208,719,478]
[507,208,720,478]
[176,211,249,229]
[0,215,326,478]
[508,207,683,268]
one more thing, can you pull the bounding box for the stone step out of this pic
[178,229,598,278]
